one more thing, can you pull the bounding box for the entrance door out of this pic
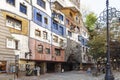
[47,63,55,73]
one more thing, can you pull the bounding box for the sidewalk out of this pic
[0,73,40,80]
[0,71,120,80]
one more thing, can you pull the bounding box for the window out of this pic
[6,16,22,30]
[70,12,73,17]
[83,47,84,52]
[53,35,58,43]
[20,3,27,14]
[78,35,82,41]
[35,29,41,37]
[83,55,86,60]
[82,39,84,45]
[6,0,15,5]
[6,38,19,50]
[37,13,42,22]
[46,48,50,54]
[59,26,64,35]
[37,45,43,53]
[53,22,58,30]
[37,0,46,9]
[59,39,63,44]
[15,40,19,50]
[59,14,63,21]
[43,31,47,40]
[66,19,69,25]
[55,48,61,56]
[68,31,72,37]
[44,17,48,24]
[7,38,13,48]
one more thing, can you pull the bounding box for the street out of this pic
[0,71,120,80]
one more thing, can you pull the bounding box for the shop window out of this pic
[37,0,46,9]
[0,61,6,72]
[20,3,27,14]
[45,48,50,54]
[55,48,61,56]
[6,16,22,30]
[37,45,43,53]
[35,29,41,37]
[6,0,15,6]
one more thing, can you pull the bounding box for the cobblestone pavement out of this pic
[0,71,120,80]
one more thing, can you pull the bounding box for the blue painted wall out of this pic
[33,7,51,30]
[78,35,88,46]
[51,20,66,37]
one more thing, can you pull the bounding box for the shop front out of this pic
[0,61,6,73]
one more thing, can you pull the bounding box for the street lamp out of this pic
[25,50,32,62]
[105,0,114,80]
[25,50,32,76]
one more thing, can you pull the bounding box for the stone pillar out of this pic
[55,63,61,72]
[80,63,83,70]
[40,62,46,74]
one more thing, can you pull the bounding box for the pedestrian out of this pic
[36,66,40,76]
[61,68,64,73]
[87,67,91,74]
[33,66,37,76]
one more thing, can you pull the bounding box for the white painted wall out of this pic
[30,21,66,47]
[32,0,51,17]
[30,21,51,44]
[51,32,67,47]
[0,0,32,20]
[80,27,89,40]
[12,34,29,59]
[66,28,81,44]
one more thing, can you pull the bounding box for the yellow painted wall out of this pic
[61,8,82,27]
[61,9,77,18]
[1,11,29,36]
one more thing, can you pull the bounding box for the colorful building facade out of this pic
[0,0,92,73]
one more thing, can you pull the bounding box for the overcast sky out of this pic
[81,0,120,16]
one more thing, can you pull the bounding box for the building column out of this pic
[55,63,61,72]
[80,63,83,70]
[40,62,46,74]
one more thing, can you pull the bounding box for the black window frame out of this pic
[45,48,50,54]
[37,0,46,9]
[6,0,15,6]
[37,45,43,53]
[55,48,61,56]
[37,13,42,22]
[20,3,27,14]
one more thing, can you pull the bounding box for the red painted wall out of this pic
[29,38,65,62]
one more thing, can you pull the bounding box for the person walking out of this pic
[36,66,40,76]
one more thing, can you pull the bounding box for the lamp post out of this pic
[25,50,32,76]
[105,0,114,80]
[25,50,32,63]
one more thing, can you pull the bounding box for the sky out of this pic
[81,0,120,16]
